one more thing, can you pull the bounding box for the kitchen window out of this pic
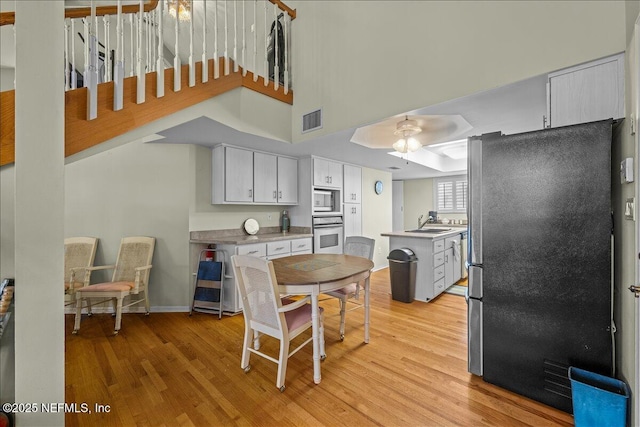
[434,175,467,213]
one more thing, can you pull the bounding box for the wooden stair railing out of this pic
[0,0,296,167]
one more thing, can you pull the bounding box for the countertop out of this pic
[381,226,467,240]
[190,226,312,245]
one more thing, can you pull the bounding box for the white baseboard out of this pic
[64,305,190,314]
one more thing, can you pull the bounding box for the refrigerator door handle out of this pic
[468,136,483,265]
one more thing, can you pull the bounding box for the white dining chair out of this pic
[231,254,324,392]
[324,236,375,340]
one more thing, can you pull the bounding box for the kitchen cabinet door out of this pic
[444,245,462,287]
[344,203,362,238]
[253,152,278,203]
[313,158,342,188]
[224,146,254,202]
[343,164,362,203]
[277,156,298,204]
[547,53,624,128]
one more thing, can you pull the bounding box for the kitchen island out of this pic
[381,226,466,302]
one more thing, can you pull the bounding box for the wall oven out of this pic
[313,216,344,254]
[313,188,341,215]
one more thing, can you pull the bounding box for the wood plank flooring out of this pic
[65,269,574,426]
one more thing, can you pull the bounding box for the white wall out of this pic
[14,2,65,425]
[613,4,640,426]
[0,165,15,280]
[65,140,191,310]
[362,167,392,269]
[290,1,626,144]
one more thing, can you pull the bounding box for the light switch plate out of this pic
[625,198,636,221]
[621,158,634,183]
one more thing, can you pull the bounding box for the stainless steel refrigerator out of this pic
[466,120,614,413]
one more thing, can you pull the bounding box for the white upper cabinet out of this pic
[253,152,278,203]
[547,53,624,128]
[277,156,298,204]
[313,158,343,188]
[221,146,254,203]
[343,164,362,204]
[212,145,298,205]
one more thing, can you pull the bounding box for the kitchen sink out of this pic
[406,228,452,233]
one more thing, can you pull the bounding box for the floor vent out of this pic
[302,109,322,133]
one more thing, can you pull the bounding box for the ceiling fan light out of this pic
[393,138,409,153]
[406,137,422,152]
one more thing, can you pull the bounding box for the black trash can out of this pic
[387,248,418,303]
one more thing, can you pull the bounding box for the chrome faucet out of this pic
[418,214,432,229]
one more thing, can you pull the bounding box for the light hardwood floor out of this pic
[65,269,573,426]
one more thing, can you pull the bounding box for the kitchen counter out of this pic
[381,227,466,240]
[190,226,312,245]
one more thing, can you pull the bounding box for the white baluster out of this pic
[71,19,77,89]
[253,0,257,82]
[233,0,238,73]
[223,0,229,75]
[146,11,151,72]
[213,0,219,79]
[64,19,70,91]
[283,11,289,94]
[241,0,246,76]
[137,0,145,103]
[129,14,134,76]
[86,2,99,120]
[174,0,181,91]
[272,2,278,90]
[156,0,165,97]
[83,18,89,80]
[104,15,111,82]
[263,0,268,86]
[189,0,195,86]
[202,0,208,83]
[114,0,124,110]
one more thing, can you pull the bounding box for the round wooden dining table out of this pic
[271,253,374,384]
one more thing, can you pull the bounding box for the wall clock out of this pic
[374,180,383,195]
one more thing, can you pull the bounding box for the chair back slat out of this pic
[64,237,98,282]
[112,237,155,283]
[344,236,375,260]
[232,255,283,333]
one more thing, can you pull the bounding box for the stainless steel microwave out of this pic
[313,188,341,215]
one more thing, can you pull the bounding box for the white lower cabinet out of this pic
[387,233,462,302]
[444,235,461,286]
[215,237,313,313]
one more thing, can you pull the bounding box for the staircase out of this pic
[0,0,295,167]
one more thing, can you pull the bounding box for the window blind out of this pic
[434,176,467,213]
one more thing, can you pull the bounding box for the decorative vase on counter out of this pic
[281,210,290,233]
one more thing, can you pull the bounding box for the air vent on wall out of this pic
[302,109,322,133]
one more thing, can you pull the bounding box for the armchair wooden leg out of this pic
[144,289,150,315]
[339,298,347,341]
[72,294,83,334]
[241,328,252,372]
[114,297,124,335]
[276,340,290,392]
[319,311,326,361]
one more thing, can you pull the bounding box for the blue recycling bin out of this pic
[569,367,630,427]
